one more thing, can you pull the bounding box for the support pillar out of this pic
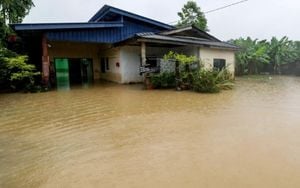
[141,42,151,88]
[141,42,146,66]
[42,34,50,87]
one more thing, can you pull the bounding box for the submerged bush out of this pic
[192,70,220,93]
[192,68,234,93]
[150,51,234,93]
[150,72,176,89]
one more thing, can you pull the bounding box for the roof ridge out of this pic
[88,5,174,30]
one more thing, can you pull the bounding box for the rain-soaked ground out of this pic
[0,76,300,188]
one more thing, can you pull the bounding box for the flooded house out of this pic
[11,5,238,89]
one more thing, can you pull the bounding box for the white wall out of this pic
[200,48,235,74]
[146,46,199,58]
[98,47,122,83]
[119,45,200,83]
[120,46,143,83]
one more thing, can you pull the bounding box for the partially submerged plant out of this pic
[151,51,234,93]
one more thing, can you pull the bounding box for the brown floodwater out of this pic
[0,76,300,188]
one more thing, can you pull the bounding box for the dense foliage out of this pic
[192,69,234,93]
[0,0,34,23]
[177,0,208,31]
[0,47,40,92]
[150,52,234,93]
[150,72,176,89]
[0,0,34,43]
[0,0,39,92]
[230,37,300,75]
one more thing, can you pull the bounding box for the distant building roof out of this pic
[88,5,174,30]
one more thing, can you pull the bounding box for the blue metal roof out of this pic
[89,5,174,30]
[46,20,162,44]
[11,22,123,31]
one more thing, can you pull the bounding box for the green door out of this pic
[55,58,70,90]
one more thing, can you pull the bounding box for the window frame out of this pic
[213,58,226,71]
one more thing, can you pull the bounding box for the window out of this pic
[100,57,110,73]
[213,59,226,70]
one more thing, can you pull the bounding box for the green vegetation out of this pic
[150,52,234,93]
[0,0,39,92]
[0,0,34,43]
[177,0,208,31]
[192,69,234,93]
[230,37,300,75]
[0,47,40,92]
[150,72,176,89]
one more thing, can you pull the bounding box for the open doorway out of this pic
[55,58,93,90]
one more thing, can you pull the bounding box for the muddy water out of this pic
[0,76,300,188]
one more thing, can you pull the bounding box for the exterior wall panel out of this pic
[48,41,101,80]
[120,46,143,83]
[200,48,235,75]
[98,47,122,83]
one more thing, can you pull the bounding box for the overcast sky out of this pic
[23,0,300,41]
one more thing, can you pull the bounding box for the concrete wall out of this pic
[99,47,122,83]
[146,46,199,58]
[48,42,235,84]
[199,48,235,74]
[120,46,143,83]
[48,41,101,80]
[119,45,199,83]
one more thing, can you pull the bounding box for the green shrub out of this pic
[150,72,176,89]
[151,51,234,93]
[192,70,220,93]
[215,68,234,90]
[0,47,40,92]
[192,69,234,93]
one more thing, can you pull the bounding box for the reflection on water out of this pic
[0,76,300,188]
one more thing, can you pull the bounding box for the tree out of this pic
[0,1,38,92]
[0,0,34,24]
[267,37,297,74]
[0,0,34,43]
[177,1,208,31]
[295,41,300,61]
[231,37,269,75]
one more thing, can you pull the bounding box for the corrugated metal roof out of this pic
[89,5,174,30]
[136,33,239,50]
[11,22,123,31]
[136,32,156,37]
[160,25,221,42]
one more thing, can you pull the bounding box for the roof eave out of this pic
[10,22,123,31]
[136,36,239,51]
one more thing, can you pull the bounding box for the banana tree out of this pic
[232,37,269,75]
[267,37,297,74]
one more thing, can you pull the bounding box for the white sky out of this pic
[23,0,300,41]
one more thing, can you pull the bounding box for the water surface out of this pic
[0,76,300,188]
